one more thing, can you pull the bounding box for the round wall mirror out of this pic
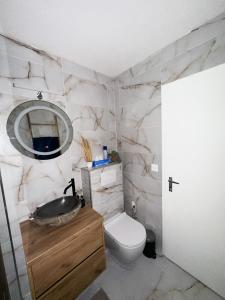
[7,100,73,160]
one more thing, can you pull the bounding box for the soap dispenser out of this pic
[103,145,108,159]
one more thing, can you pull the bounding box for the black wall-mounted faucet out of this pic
[64,178,76,197]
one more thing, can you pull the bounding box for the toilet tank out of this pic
[81,162,124,221]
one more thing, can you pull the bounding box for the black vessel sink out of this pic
[30,196,81,226]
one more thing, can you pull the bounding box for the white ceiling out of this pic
[0,0,225,77]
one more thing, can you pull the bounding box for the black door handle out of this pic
[168,177,179,192]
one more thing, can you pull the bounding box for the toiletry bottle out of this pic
[103,145,108,160]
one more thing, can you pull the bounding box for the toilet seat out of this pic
[104,212,146,249]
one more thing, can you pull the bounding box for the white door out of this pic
[162,63,225,298]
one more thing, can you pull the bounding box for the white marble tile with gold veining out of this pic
[81,163,124,220]
[68,104,109,132]
[0,94,14,131]
[118,50,161,84]
[161,11,225,65]
[120,152,161,180]
[118,126,161,156]
[0,51,64,94]
[161,34,225,84]
[21,154,72,215]
[62,58,112,86]
[123,172,161,199]
[118,96,161,129]
[0,155,25,221]
[64,73,108,107]
[0,34,43,64]
[107,87,117,135]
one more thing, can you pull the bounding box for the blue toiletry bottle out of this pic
[103,145,108,160]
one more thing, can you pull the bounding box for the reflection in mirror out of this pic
[7,100,73,160]
[19,109,67,159]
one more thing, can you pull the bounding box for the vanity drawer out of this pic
[31,220,103,297]
[39,247,106,300]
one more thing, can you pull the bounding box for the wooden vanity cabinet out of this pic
[20,206,106,300]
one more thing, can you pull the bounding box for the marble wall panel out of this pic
[69,104,109,132]
[13,235,30,298]
[64,73,108,107]
[119,152,161,180]
[0,78,13,95]
[119,79,161,108]
[71,155,87,193]
[107,86,117,137]
[117,11,225,82]
[64,71,116,153]
[0,155,32,299]
[21,154,72,214]
[81,163,124,221]
[0,33,116,219]
[123,172,161,199]
[0,34,116,299]
[118,85,161,129]
[119,103,161,130]
[0,34,48,65]
[92,189,124,221]
[118,64,161,88]
[118,126,161,155]
[12,88,67,109]
[0,50,64,95]
[0,184,22,300]
[161,34,225,84]
[161,11,225,65]
[3,234,29,296]
[90,163,123,190]
[62,58,112,86]
[118,50,161,84]
[0,155,25,221]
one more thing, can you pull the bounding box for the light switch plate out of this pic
[151,163,158,172]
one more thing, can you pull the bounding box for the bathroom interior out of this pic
[0,1,225,300]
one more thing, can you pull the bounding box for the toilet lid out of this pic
[105,213,146,248]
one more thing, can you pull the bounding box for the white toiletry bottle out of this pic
[103,146,108,160]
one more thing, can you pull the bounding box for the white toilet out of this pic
[104,212,146,263]
[81,162,147,263]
